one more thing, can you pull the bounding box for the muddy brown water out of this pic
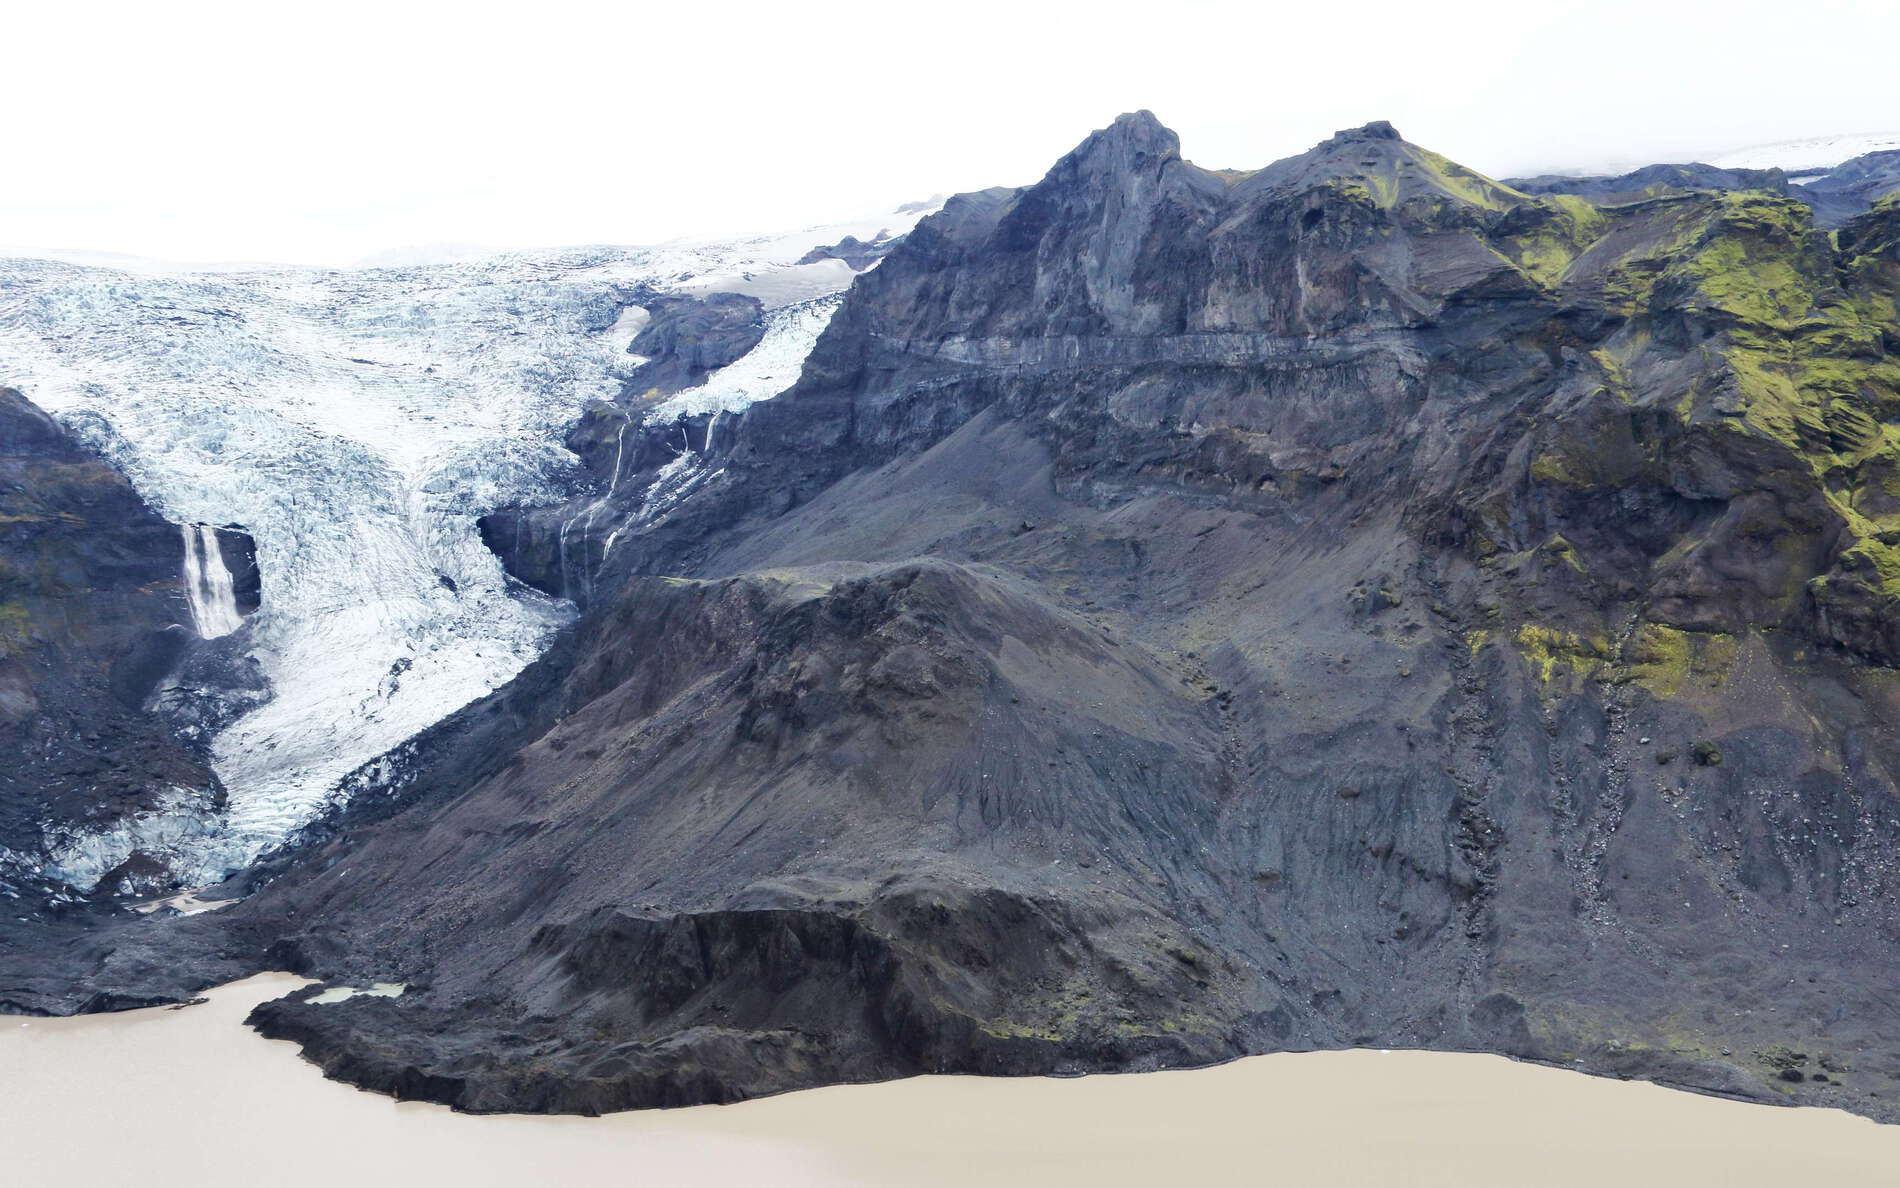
[5,973,1899,1186]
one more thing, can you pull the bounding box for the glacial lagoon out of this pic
[7,974,1900,1187]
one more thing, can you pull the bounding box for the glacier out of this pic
[1707,131,1900,173]
[0,204,936,886]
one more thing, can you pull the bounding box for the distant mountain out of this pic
[0,247,303,275]
[349,242,508,269]
[1509,145,1900,227]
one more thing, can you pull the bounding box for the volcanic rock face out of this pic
[623,293,767,398]
[1799,150,1900,225]
[209,526,262,618]
[0,388,222,900]
[18,115,1900,1120]
[796,231,904,270]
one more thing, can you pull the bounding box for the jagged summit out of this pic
[1106,108,1174,141]
[1322,119,1404,145]
[1235,120,1523,214]
[1035,111,1524,227]
[1042,110,1185,182]
[1077,113,1410,174]
[1068,110,1181,157]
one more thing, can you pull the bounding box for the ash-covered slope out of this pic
[23,114,1900,1120]
[247,560,1249,1110]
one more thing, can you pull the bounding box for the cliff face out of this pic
[28,117,1900,1118]
[0,388,223,900]
[623,292,767,398]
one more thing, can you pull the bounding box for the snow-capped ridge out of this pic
[1707,132,1900,173]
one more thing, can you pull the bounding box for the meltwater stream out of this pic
[0,207,933,885]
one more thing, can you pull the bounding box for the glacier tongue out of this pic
[0,205,939,883]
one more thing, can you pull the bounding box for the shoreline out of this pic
[8,973,1900,1187]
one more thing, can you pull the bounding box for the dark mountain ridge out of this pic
[13,115,1900,1122]
[1508,148,1900,227]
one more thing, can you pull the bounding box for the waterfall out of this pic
[557,515,574,601]
[605,418,629,496]
[181,523,244,639]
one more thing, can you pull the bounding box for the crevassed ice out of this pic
[0,205,939,884]
[41,785,221,893]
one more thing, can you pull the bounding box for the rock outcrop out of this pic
[623,293,767,399]
[796,231,904,270]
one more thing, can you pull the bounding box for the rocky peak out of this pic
[1023,110,1191,209]
[1322,119,1403,146]
[814,111,1533,354]
[1078,109,1182,164]
[1235,119,1521,217]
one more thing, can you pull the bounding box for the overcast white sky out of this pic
[8,0,1897,265]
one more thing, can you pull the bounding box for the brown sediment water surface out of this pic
[6,973,1899,1187]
